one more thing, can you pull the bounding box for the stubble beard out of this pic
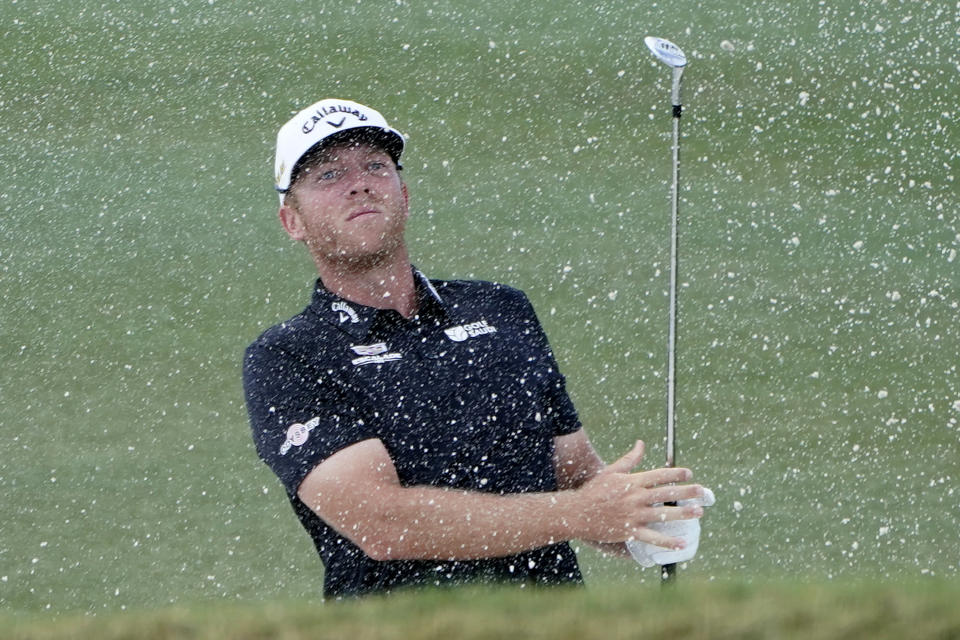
[309,216,408,276]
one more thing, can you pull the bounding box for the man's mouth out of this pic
[347,209,379,221]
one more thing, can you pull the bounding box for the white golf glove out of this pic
[626,487,715,568]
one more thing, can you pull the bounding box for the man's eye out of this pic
[319,169,338,181]
[368,161,386,172]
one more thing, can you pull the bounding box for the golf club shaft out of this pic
[662,67,683,584]
[666,109,679,471]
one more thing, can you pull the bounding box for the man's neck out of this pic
[315,253,418,318]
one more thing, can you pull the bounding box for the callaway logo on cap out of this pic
[274,98,405,203]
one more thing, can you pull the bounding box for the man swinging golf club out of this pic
[242,94,713,599]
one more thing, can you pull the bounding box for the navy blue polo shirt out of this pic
[242,269,584,598]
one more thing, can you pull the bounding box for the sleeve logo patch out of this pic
[444,320,497,342]
[279,416,321,455]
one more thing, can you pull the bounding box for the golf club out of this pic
[644,35,687,584]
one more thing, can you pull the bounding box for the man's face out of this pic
[279,142,409,269]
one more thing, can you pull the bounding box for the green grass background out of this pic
[1,0,957,621]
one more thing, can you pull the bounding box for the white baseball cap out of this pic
[274,98,405,203]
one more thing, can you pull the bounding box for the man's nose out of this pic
[345,168,373,195]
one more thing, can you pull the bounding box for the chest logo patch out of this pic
[351,342,388,356]
[351,352,403,366]
[444,320,498,342]
[350,342,403,367]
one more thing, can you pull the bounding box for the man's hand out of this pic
[626,487,716,567]
[572,440,705,549]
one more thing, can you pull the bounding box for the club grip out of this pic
[660,500,678,582]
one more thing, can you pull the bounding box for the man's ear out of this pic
[278,201,306,241]
[401,181,410,220]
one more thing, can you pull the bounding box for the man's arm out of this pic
[553,428,606,491]
[297,437,703,562]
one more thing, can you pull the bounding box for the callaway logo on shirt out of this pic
[332,302,360,324]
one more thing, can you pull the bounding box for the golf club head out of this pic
[645,36,686,109]
[644,36,687,68]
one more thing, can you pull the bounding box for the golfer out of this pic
[242,99,706,599]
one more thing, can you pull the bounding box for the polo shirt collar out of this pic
[412,267,445,311]
[308,267,449,339]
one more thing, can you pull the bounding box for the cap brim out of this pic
[287,127,404,189]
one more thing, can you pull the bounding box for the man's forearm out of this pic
[347,484,582,561]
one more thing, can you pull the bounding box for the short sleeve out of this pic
[543,373,582,437]
[243,338,370,495]
[512,290,583,437]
